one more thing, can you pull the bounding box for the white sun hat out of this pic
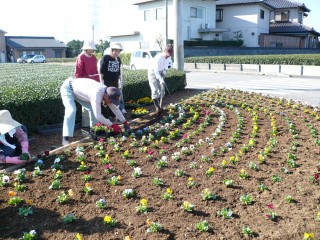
[0,110,22,135]
[81,40,97,50]
[110,42,123,50]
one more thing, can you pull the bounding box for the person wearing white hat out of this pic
[0,110,31,164]
[75,40,100,83]
[99,42,127,115]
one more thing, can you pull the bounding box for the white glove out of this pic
[159,77,165,85]
[0,134,16,149]
[162,70,167,76]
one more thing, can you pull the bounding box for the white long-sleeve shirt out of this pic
[149,52,172,79]
[70,78,125,126]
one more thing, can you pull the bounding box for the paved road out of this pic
[186,71,320,107]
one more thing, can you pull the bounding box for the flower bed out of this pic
[1,88,320,239]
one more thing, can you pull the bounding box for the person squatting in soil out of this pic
[0,110,31,164]
[148,44,173,115]
[60,78,131,145]
[99,42,126,114]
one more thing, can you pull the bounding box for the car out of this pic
[17,54,35,63]
[27,55,46,63]
[130,49,160,70]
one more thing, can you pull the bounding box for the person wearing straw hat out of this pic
[75,40,100,83]
[60,77,131,145]
[148,44,173,115]
[0,110,31,164]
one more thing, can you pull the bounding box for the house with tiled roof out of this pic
[5,36,67,62]
[108,0,225,51]
[216,0,319,47]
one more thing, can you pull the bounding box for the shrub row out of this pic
[0,64,185,133]
[185,54,320,66]
[184,40,243,47]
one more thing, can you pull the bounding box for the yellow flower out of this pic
[104,215,112,223]
[85,183,91,188]
[105,154,109,159]
[304,232,314,239]
[75,233,83,240]
[208,167,215,172]
[81,161,85,165]
[146,219,152,225]
[240,169,245,174]
[188,177,193,181]
[221,160,227,166]
[318,212,320,217]
[25,199,33,205]
[203,188,210,194]
[140,198,148,206]
[124,236,131,240]
[166,188,172,194]
[117,175,123,181]
[56,170,62,175]
[68,189,74,197]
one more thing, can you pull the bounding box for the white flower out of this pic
[133,167,142,175]
[29,230,37,236]
[161,156,167,162]
[2,175,9,184]
[54,158,61,164]
[121,136,127,141]
[189,145,195,150]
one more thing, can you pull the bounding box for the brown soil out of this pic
[1,88,320,240]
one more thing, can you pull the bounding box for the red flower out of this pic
[84,170,91,174]
[317,167,320,172]
[105,164,111,170]
[314,173,319,180]
[148,150,154,155]
[96,122,102,127]
[162,145,167,149]
[267,203,274,209]
[44,150,50,156]
[183,134,188,139]
[205,110,210,116]
[99,138,104,142]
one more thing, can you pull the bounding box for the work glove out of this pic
[111,124,122,134]
[162,70,167,76]
[123,121,131,132]
[159,77,165,85]
[6,156,28,164]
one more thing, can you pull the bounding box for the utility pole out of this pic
[165,0,168,44]
[92,25,95,41]
[173,0,184,71]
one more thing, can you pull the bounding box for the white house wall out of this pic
[216,4,270,47]
[106,0,216,52]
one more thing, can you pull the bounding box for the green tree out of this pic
[66,40,83,58]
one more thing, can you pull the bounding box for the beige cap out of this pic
[81,40,97,50]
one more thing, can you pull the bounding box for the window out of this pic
[216,9,223,21]
[190,7,197,18]
[156,8,163,20]
[298,12,303,23]
[275,11,289,22]
[190,7,203,18]
[144,10,151,21]
[260,9,264,19]
[54,50,62,58]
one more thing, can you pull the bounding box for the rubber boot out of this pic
[153,98,163,116]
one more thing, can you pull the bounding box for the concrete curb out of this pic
[185,63,320,79]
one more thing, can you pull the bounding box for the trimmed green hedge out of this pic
[185,54,320,66]
[185,40,243,47]
[0,64,185,133]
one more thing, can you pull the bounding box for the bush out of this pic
[185,54,320,66]
[0,64,185,133]
[185,40,243,47]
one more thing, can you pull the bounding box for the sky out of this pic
[0,0,319,44]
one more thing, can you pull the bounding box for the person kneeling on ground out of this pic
[147,44,173,115]
[60,77,131,146]
[0,110,31,164]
